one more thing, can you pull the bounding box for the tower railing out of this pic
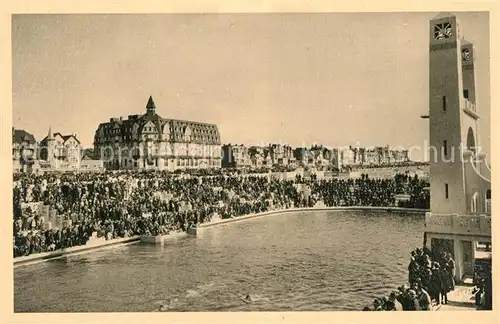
[425,212,491,237]
[462,98,476,112]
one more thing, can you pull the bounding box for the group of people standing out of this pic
[408,248,456,306]
[364,247,456,311]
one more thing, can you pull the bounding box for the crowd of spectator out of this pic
[13,171,304,257]
[13,169,430,258]
[306,173,429,209]
[343,161,429,171]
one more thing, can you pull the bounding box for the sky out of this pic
[12,12,490,161]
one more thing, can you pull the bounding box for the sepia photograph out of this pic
[6,5,494,319]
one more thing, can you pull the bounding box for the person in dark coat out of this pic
[385,292,403,311]
[440,253,455,304]
[407,290,420,311]
[439,262,450,303]
[414,283,432,310]
[396,286,411,310]
[408,252,420,286]
[444,253,456,289]
[372,298,383,311]
[428,262,442,305]
[420,267,432,292]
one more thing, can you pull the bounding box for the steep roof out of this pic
[94,96,220,144]
[82,152,100,161]
[40,132,81,144]
[146,95,156,110]
[57,133,81,144]
[12,129,36,144]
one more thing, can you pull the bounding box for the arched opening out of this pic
[163,123,170,138]
[471,191,478,213]
[185,126,192,142]
[466,127,476,155]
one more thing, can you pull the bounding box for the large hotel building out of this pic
[93,96,222,170]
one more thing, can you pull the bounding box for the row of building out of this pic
[13,96,410,173]
[222,144,410,170]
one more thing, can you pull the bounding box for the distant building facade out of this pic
[332,147,355,169]
[305,144,411,170]
[293,147,310,166]
[222,144,251,168]
[268,144,294,166]
[93,96,222,170]
[12,128,38,173]
[249,146,271,168]
[390,148,410,164]
[363,148,380,165]
[80,151,104,171]
[309,145,332,168]
[39,127,82,170]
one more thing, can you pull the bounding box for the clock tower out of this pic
[428,12,482,215]
[425,12,491,282]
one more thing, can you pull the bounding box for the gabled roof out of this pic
[40,132,81,144]
[55,133,81,144]
[12,129,36,144]
[82,153,100,161]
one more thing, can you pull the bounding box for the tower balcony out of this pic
[425,212,491,238]
[462,98,479,119]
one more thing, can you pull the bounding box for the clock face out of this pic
[462,48,472,62]
[433,22,453,40]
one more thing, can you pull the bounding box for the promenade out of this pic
[436,285,477,311]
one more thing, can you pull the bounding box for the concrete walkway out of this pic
[435,284,477,311]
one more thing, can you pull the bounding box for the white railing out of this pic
[462,98,476,112]
[425,212,491,237]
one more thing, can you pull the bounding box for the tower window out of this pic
[445,184,449,199]
[463,89,469,99]
[443,140,448,157]
[442,96,447,112]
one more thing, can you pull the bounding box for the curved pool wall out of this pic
[14,236,141,268]
[13,206,428,267]
[198,206,428,228]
